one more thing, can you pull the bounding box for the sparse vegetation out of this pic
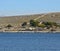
[0,12,60,32]
[43,22,57,27]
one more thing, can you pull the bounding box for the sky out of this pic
[0,0,60,16]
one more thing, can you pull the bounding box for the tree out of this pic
[30,20,39,27]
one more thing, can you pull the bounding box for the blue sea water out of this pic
[0,32,60,51]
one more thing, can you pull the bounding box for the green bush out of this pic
[38,24,46,28]
[43,22,57,26]
[30,20,39,27]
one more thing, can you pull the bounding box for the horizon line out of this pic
[0,11,60,17]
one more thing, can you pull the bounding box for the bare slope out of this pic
[37,12,60,24]
[0,12,60,27]
[0,14,42,26]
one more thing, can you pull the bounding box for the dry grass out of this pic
[0,12,60,27]
[37,12,60,24]
[0,14,41,27]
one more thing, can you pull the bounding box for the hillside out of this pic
[0,12,60,27]
[37,12,60,24]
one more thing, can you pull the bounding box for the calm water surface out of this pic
[0,32,60,51]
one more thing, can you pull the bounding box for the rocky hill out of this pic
[0,12,60,27]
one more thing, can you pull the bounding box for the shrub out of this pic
[6,24,12,29]
[43,22,57,27]
[38,24,46,28]
[30,20,39,27]
[22,22,27,27]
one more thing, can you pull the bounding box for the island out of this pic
[0,12,60,33]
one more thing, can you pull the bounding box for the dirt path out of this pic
[34,14,47,20]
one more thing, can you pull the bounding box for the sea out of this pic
[0,32,60,51]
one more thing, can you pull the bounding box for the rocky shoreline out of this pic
[0,30,60,33]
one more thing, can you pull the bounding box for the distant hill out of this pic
[0,12,60,27]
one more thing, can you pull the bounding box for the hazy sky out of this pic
[0,0,60,16]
